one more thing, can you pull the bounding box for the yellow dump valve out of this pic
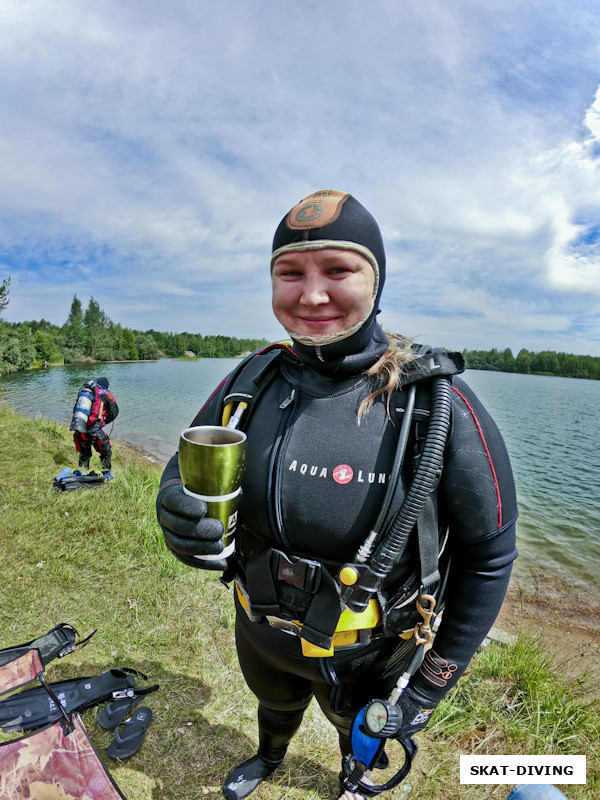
[339,566,359,586]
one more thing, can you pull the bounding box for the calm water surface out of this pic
[2,361,599,593]
[0,359,237,463]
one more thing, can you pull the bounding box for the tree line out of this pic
[0,291,269,376]
[1,282,598,380]
[463,347,600,381]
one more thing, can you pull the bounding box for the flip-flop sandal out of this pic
[97,692,143,729]
[107,706,152,760]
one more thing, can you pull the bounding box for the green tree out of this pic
[135,334,159,360]
[83,297,112,358]
[502,348,515,373]
[515,349,531,374]
[63,295,86,351]
[145,329,167,355]
[0,324,36,372]
[188,333,203,355]
[161,333,178,357]
[32,329,63,364]
[531,350,559,374]
[121,327,139,360]
[0,277,10,316]
[174,333,188,356]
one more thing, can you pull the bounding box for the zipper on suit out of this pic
[267,381,300,551]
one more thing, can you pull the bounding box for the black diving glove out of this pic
[393,684,438,739]
[156,480,228,571]
[394,647,461,738]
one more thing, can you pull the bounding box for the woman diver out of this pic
[156,190,518,799]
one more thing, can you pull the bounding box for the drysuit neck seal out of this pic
[291,321,389,376]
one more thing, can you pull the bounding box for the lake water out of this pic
[2,360,599,594]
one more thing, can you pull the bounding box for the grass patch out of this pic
[0,402,598,798]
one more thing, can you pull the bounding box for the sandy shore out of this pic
[116,436,166,466]
[496,560,600,690]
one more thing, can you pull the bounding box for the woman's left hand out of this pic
[337,774,374,800]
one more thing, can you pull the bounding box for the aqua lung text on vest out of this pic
[287,461,388,484]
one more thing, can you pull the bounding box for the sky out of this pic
[1,1,600,356]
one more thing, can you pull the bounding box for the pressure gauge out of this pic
[363,699,403,738]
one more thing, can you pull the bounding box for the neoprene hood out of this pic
[271,190,388,373]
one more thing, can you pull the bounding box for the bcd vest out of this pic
[211,343,464,653]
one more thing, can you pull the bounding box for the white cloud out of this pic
[584,84,600,139]
[535,87,600,296]
[1,1,600,353]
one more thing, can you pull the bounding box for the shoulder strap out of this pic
[400,349,465,387]
[221,342,297,430]
[87,384,104,425]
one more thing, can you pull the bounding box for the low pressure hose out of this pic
[369,376,452,577]
[370,383,417,537]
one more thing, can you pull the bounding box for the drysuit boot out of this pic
[100,457,111,470]
[221,704,305,799]
[222,754,282,800]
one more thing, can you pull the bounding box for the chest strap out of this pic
[244,549,345,652]
[220,343,296,430]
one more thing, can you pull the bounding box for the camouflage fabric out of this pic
[0,650,43,698]
[0,713,126,799]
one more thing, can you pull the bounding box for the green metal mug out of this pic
[178,425,247,561]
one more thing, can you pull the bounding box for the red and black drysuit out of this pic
[73,386,119,469]
[158,342,518,762]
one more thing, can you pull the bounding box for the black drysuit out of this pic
[160,345,518,758]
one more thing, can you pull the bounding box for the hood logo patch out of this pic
[296,203,323,223]
[285,189,350,231]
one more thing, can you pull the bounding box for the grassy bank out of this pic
[0,403,598,799]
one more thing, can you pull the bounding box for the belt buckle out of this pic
[273,550,321,593]
[265,616,302,636]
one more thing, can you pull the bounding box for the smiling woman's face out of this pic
[271,248,375,338]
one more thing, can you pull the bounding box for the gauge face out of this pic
[364,700,388,734]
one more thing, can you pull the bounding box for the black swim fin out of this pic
[0,624,83,671]
[0,668,137,733]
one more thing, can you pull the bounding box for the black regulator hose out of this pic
[341,737,417,797]
[369,376,452,577]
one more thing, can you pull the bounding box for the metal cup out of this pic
[178,425,247,561]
